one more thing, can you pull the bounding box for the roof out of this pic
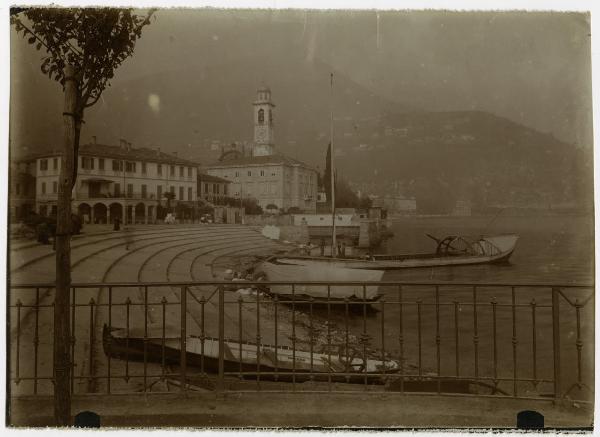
[207,153,316,171]
[18,143,201,167]
[198,173,230,184]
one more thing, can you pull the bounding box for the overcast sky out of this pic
[117,9,592,145]
[11,9,593,149]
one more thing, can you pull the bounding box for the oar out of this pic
[425,233,441,244]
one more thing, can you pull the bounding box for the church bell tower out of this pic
[253,87,275,156]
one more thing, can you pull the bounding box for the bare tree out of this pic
[11,7,154,426]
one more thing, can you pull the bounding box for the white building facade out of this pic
[33,140,199,224]
[206,87,318,213]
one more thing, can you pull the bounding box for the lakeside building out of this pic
[9,158,37,221]
[206,87,318,213]
[198,173,231,204]
[23,139,199,224]
[452,199,472,217]
[382,195,417,215]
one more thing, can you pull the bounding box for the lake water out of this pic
[381,214,594,284]
[324,214,594,399]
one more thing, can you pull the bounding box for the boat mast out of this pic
[330,72,337,258]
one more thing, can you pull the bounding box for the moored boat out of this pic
[102,325,399,384]
[256,259,384,302]
[274,234,518,270]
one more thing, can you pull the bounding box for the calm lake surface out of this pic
[381,214,594,284]
[327,214,594,398]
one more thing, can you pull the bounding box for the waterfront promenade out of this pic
[7,224,593,428]
[9,224,300,396]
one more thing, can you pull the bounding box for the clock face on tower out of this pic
[255,126,268,143]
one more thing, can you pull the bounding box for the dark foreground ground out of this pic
[9,392,592,429]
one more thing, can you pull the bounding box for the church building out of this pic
[206,87,318,213]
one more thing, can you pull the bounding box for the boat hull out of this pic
[102,325,399,385]
[257,261,384,300]
[276,234,519,270]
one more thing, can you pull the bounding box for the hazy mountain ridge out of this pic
[335,110,593,209]
[10,51,591,208]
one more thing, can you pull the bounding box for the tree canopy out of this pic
[11,8,154,113]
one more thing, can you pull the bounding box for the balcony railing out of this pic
[75,193,159,201]
[8,280,594,401]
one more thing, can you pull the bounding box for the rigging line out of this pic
[481,207,505,235]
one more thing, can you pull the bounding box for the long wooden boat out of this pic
[102,325,399,384]
[256,259,385,302]
[275,234,518,270]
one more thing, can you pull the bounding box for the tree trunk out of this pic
[54,64,77,426]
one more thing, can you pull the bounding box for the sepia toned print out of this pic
[7,7,594,429]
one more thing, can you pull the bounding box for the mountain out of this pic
[335,110,593,210]
[10,50,592,210]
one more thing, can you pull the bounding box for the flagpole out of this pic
[330,72,337,258]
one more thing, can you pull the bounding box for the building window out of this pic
[142,162,147,174]
[204,183,208,194]
[157,185,162,199]
[188,167,192,178]
[99,158,105,170]
[170,165,175,177]
[179,166,184,178]
[188,187,192,201]
[82,156,94,170]
[235,171,239,177]
[141,184,147,199]
[157,164,162,176]
[224,185,228,196]
[114,183,121,197]
[40,159,48,171]
[170,186,175,195]
[258,108,264,124]
[179,186,184,200]
[53,181,57,193]
[125,161,136,173]
[260,170,264,176]
[53,158,58,170]
[216,184,220,195]
[248,171,251,177]
[41,182,46,194]
[127,184,133,198]
[112,160,123,172]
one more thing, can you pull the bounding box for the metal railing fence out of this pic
[8,280,594,401]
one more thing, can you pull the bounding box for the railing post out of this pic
[180,286,187,394]
[218,285,225,393]
[552,287,561,401]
